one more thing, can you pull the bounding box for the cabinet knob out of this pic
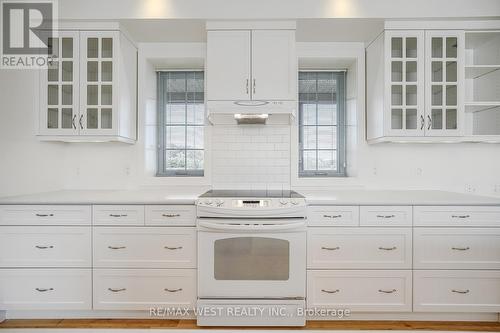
[376,215,395,219]
[109,214,127,218]
[35,245,54,249]
[451,215,470,219]
[378,289,397,294]
[164,288,183,293]
[162,213,180,218]
[451,289,470,294]
[323,214,342,219]
[321,289,340,294]
[35,213,54,217]
[108,246,126,250]
[35,288,54,292]
[378,246,397,251]
[321,246,340,251]
[164,246,183,250]
[108,288,126,293]
[451,246,470,251]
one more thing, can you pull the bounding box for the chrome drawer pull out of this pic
[109,214,128,217]
[35,245,54,249]
[35,288,54,292]
[378,289,397,294]
[378,246,397,251]
[321,289,340,294]
[323,214,342,219]
[162,214,181,218]
[35,213,54,217]
[321,246,340,251]
[376,215,395,219]
[164,246,183,250]
[452,246,470,251]
[108,288,126,293]
[452,215,470,219]
[108,246,126,250]
[452,289,470,294]
[164,288,183,293]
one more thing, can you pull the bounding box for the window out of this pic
[298,71,346,177]
[157,71,205,176]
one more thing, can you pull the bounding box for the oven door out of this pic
[197,219,306,299]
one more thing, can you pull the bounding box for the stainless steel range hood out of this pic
[206,100,297,125]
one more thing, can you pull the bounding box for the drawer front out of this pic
[307,270,412,312]
[0,269,91,310]
[0,205,91,226]
[93,227,196,268]
[414,206,500,227]
[93,269,196,310]
[414,228,500,269]
[0,226,91,268]
[414,270,500,313]
[93,205,145,226]
[360,206,412,226]
[307,206,359,226]
[145,205,196,226]
[308,228,412,269]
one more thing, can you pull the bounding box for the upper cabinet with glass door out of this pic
[38,29,137,143]
[425,31,464,137]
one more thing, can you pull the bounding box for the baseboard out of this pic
[0,311,5,322]
[4,310,499,322]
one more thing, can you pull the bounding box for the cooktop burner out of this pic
[199,189,304,198]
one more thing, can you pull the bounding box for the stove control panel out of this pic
[197,198,306,209]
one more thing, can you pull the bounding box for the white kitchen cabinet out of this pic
[38,29,137,143]
[0,205,91,226]
[425,30,464,136]
[367,29,465,142]
[307,206,359,227]
[360,206,413,227]
[307,270,412,312]
[414,206,500,227]
[206,29,296,102]
[93,268,196,310]
[93,205,145,226]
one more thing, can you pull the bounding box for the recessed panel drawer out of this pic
[307,270,412,312]
[414,228,500,269]
[307,227,412,269]
[0,269,92,310]
[0,205,91,226]
[93,268,196,310]
[145,205,196,226]
[413,270,500,313]
[360,206,412,226]
[93,227,196,268]
[93,205,145,226]
[307,206,359,226]
[0,226,91,268]
[414,206,500,227]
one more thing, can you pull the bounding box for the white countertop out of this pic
[0,189,499,206]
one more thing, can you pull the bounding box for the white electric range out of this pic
[196,189,307,326]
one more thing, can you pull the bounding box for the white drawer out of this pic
[307,227,412,269]
[414,206,500,227]
[93,205,145,226]
[0,226,91,268]
[307,206,359,226]
[307,270,412,312]
[414,270,500,313]
[93,227,196,268]
[360,206,412,226]
[145,205,196,226]
[93,269,196,310]
[0,205,91,226]
[414,228,500,269]
[0,269,91,310]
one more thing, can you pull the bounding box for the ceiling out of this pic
[120,18,384,43]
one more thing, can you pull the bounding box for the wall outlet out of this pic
[494,184,500,193]
[465,184,476,193]
[416,168,423,176]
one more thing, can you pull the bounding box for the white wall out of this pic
[1,41,500,197]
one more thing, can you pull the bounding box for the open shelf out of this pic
[465,65,500,79]
[465,102,500,113]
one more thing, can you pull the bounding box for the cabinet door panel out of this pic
[251,30,296,100]
[79,31,119,135]
[425,30,464,137]
[384,30,425,137]
[206,30,251,101]
[39,31,80,135]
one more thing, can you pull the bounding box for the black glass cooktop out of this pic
[199,189,304,198]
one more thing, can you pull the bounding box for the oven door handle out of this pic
[198,220,306,232]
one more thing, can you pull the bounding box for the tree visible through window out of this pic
[157,71,204,176]
[298,71,346,177]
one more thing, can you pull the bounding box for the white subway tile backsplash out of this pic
[211,125,291,189]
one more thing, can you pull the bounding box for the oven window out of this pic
[214,237,290,281]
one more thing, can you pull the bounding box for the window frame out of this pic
[298,70,347,178]
[156,70,205,177]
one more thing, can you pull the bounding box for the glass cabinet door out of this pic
[40,31,79,135]
[425,31,464,136]
[386,31,425,136]
[80,31,118,135]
